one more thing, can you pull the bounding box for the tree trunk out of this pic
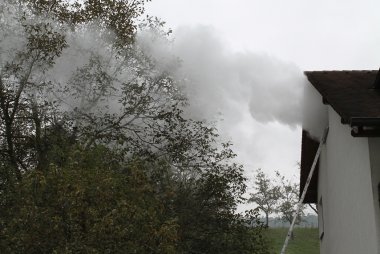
[3,112,21,180]
[32,103,45,170]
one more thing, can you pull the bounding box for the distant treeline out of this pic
[262,214,318,228]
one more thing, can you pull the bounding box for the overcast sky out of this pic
[144,0,380,192]
[147,0,380,70]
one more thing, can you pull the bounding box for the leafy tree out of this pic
[276,171,305,239]
[1,146,269,253]
[0,0,161,176]
[0,0,270,253]
[1,147,178,253]
[248,168,281,227]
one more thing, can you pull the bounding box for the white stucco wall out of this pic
[369,138,380,252]
[318,107,378,254]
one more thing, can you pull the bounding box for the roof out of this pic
[300,70,380,203]
[305,70,380,124]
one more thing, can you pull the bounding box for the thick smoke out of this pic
[137,26,307,177]
[46,24,128,114]
[138,26,306,128]
[138,25,332,145]
[1,6,310,177]
[302,82,329,139]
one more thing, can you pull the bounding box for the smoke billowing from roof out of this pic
[137,25,309,175]
[302,83,328,140]
[138,26,306,129]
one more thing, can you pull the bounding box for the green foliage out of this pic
[1,148,178,253]
[0,0,271,253]
[275,171,305,226]
[25,0,149,47]
[249,170,306,229]
[1,146,269,253]
[248,168,281,227]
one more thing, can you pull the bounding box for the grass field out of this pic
[265,227,319,254]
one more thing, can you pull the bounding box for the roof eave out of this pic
[350,117,380,137]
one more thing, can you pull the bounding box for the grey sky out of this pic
[146,0,380,70]
[144,0,380,187]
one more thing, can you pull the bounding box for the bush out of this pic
[1,148,178,253]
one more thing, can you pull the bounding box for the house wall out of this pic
[369,138,380,252]
[318,108,378,254]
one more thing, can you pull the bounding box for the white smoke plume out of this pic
[1,3,309,177]
[138,25,332,145]
[137,25,308,177]
[138,26,306,128]
[302,82,328,140]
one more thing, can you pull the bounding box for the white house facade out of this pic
[301,70,380,254]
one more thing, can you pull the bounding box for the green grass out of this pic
[264,227,319,254]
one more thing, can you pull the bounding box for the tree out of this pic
[0,0,159,176]
[248,168,281,227]
[0,1,270,253]
[276,171,305,239]
[1,147,178,253]
[1,148,269,253]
